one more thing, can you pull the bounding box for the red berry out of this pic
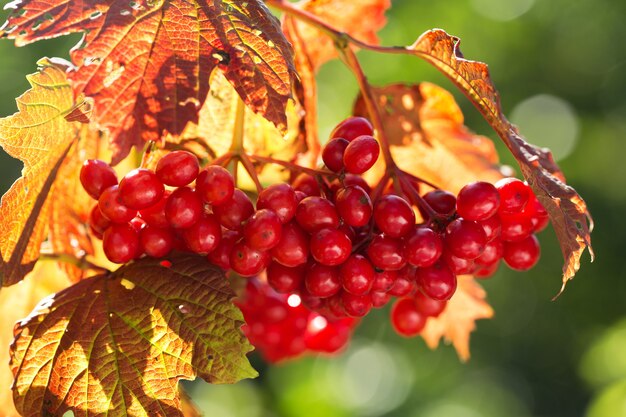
[374,195,415,238]
[474,260,500,278]
[441,250,475,275]
[295,196,340,233]
[500,212,533,242]
[291,173,320,197]
[155,151,199,187]
[139,191,170,228]
[372,270,398,292]
[98,185,137,223]
[305,263,342,298]
[196,165,235,206]
[257,183,298,224]
[404,227,443,267]
[335,186,372,227]
[330,116,374,141]
[182,214,222,254]
[503,235,540,271]
[267,261,305,294]
[524,193,549,232]
[420,190,456,218]
[310,228,352,266]
[304,316,353,353]
[340,254,375,295]
[343,174,371,194]
[341,292,372,317]
[243,209,282,251]
[456,181,500,221]
[387,269,416,297]
[475,238,503,266]
[478,215,501,242]
[496,178,530,214]
[207,230,239,269]
[270,222,309,267]
[444,219,487,260]
[165,186,203,229]
[322,138,349,172]
[343,135,380,174]
[416,261,457,301]
[89,204,110,235]
[415,291,447,317]
[230,240,271,276]
[365,234,406,271]
[80,159,118,200]
[140,226,175,258]
[391,298,426,337]
[213,189,254,231]
[119,168,164,210]
[371,291,391,308]
[103,223,139,263]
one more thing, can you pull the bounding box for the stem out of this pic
[238,153,264,193]
[40,252,110,273]
[230,96,246,153]
[248,154,337,178]
[140,140,157,168]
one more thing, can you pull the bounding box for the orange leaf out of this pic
[1,0,295,163]
[0,59,85,287]
[354,82,503,194]
[0,261,70,417]
[421,276,494,362]
[408,29,593,294]
[10,253,257,417]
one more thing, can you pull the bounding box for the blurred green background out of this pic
[1,0,624,416]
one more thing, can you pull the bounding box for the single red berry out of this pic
[365,234,406,271]
[267,261,305,294]
[340,254,375,295]
[524,193,549,232]
[98,185,137,223]
[373,195,415,238]
[474,260,501,278]
[230,240,271,276]
[140,226,175,258]
[103,223,140,263]
[371,291,392,308]
[182,214,222,254]
[503,234,540,271]
[295,196,340,233]
[441,250,475,275]
[475,238,503,266]
[456,181,500,221]
[387,270,417,297]
[372,270,398,292]
[404,227,443,267]
[139,191,170,228]
[335,185,372,227]
[155,151,199,187]
[322,138,349,172]
[343,135,380,174]
[243,209,283,251]
[196,165,235,206]
[499,212,533,242]
[291,173,320,197]
[119,168,164,210]
[310,228,352,266]
[89,204,111,235]
[478,215,501,242]
[304,316,353,353]
[80,159,118,200]
[165,186,203,229]
[444,218,487,260]
[341,292,373,317]
[496,178,530,214]
[414,291,447,317]
[213,189,254,230]
[343,174,372,194]
[257,183,298,224]
[306,263,342,298]
[207,230,240,270]
[330,116,374,141]
[416,261,457,301]
[391,298,426,337]
[326,294,348,318]
[270,221,309,267]
[420,190,457,218]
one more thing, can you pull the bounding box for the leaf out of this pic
[283,0,391,70]
[0,261,71,417]
[0,58,86,287]
[407,29,593,294]
[354,82,503,194]
[1,0,296,163]
[421,276,494,362]
[10,253,257,417]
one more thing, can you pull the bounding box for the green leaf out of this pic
[10,253,257,417]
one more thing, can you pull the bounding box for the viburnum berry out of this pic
[441,250,475,275]
[414,291,447,317]
[365,234,406,271]
[267,261,305,294]
[343,174,371,194]
[291,173,320,197]
[391,298,426,337]
[404,227,443,267]
[230,240,271,276]
[155,150,199,187]
[416,260,457,301]
[80,159,118,200]
[456,181,500,221]
[98,185,137,223]
[270,221,309,267]
[335,185,372,227]
[139,192,170,228]
[207,230,239,270]
[322,138,349,172]
[213,189,254,230]
[182,214,222,254]
[165,186,203,229]
[372,270,398,292]
[374,195,415,238]
[140,226,175,258]
[444,218,487,260]
[475,238,503,266]
[119,168,164,210]
[524,193,549,232]
[243,209,282,251]
[343,135,380,174]
[496,177,530,214]
[310,228,352,266]
[478,215,501,242]
[371,291,392,308]
[257,183,298,224]
[196,165,235,206]
[420,190,456,218]
[340,254,375,295]
[296,196,340,233]
[330,116,374,141]
[305,263,342,298]
[503,235,541,271]
[387,269,417,297]
[103,223,140,263]
[341,292,373,317]
[500,212,533,242]
[89,204,111,237]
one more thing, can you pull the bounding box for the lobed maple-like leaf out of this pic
[0,0,296,163]
[407,29,593,294]
[0,58,88,287]
[10,253,257,417]
[354,82,504,195]
[421,276,494,362]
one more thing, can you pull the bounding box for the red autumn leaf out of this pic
[407,29,593,294]
[10,253,257,417]
[0,0,296,163]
